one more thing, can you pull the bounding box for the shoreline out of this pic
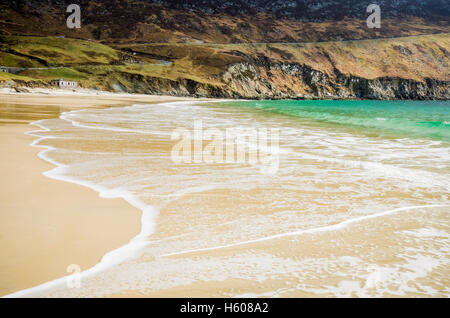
[1,86,448,102]
[0,91,207,296]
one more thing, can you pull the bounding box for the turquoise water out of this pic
[221,100,450,142]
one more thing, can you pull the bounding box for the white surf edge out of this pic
[3,99,225,297]
[57,99,235,135]
[161,204,450,258]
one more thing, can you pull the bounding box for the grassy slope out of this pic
[0,35,120,66]
[0,51,43,68]
[121,33,450,82]
[241,33,450,81]
[0,34,448,91]
[273,34,450,81]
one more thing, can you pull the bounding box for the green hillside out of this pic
[0,35,120,67]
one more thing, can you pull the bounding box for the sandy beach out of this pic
[0,89,448,298]
[0,89,192,296]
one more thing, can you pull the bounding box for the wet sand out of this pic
[0,92,192,296]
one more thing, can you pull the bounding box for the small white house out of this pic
[50,78,78,88]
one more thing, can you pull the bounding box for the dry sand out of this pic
[0,91,192,296]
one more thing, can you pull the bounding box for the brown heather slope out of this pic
[122,33,450,82]
[0,1,449,44]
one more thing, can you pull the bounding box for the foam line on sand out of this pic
[161,204,449,258]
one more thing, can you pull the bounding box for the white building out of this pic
[50,78,78,88]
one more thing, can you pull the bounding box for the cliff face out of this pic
[216,62,450,100]
[118,61,448,100]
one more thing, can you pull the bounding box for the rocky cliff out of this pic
[110,33,450,100]
[216,62,450,100]
[114,61,448,100]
